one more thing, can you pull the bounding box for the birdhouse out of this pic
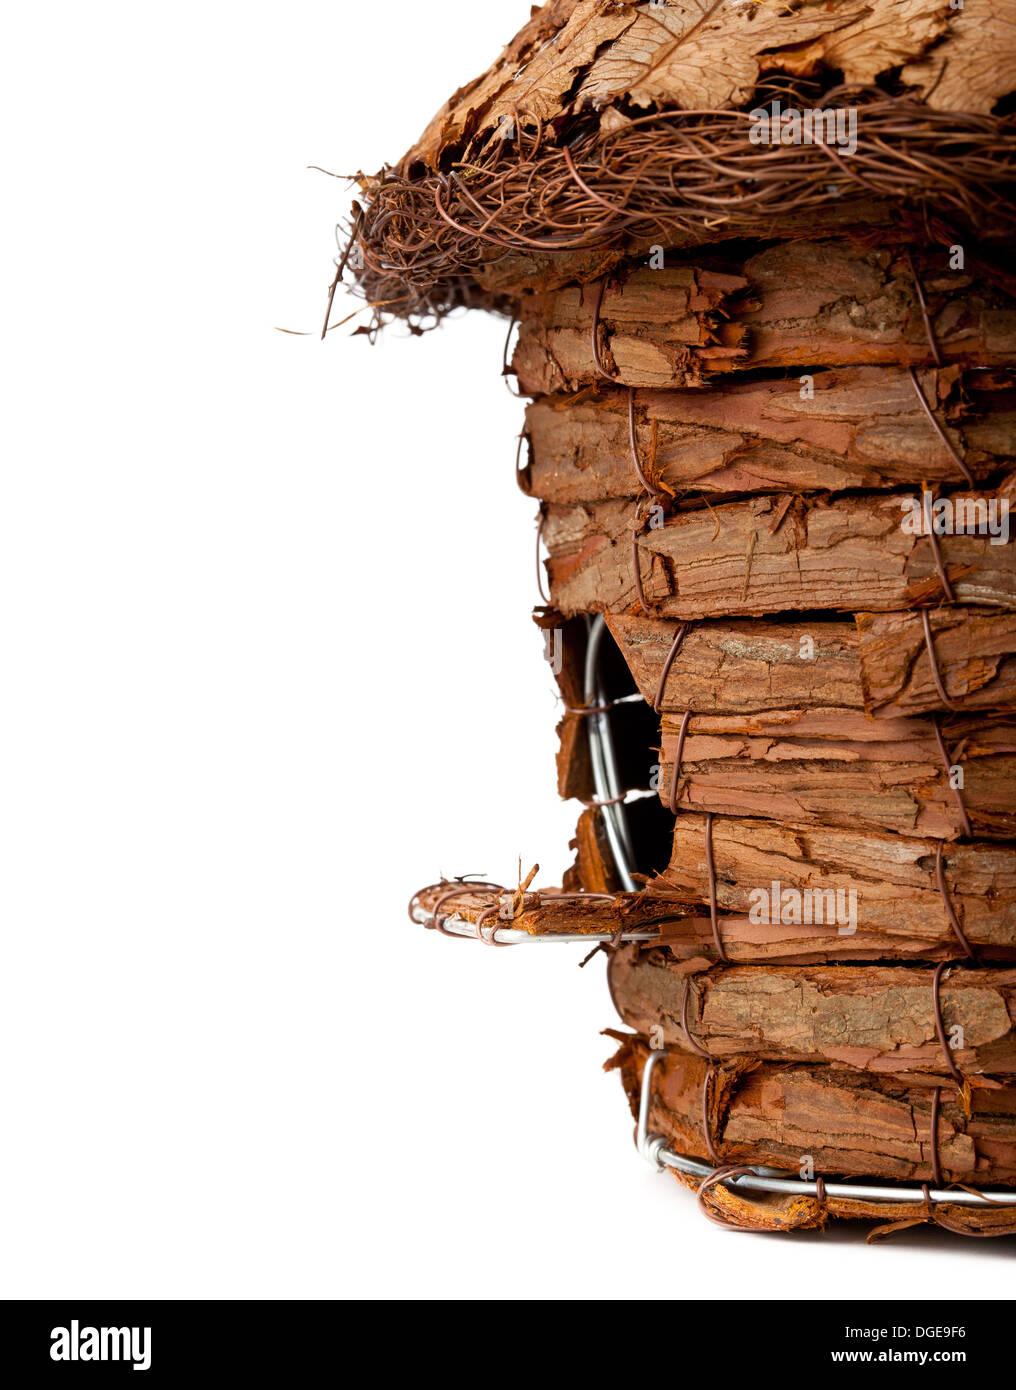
[343,0,1016,1236]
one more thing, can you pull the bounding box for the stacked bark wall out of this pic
[522,236,1016,1227]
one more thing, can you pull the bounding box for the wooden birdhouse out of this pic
[343,0,1016,1236]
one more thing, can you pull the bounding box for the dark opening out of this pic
[595,623,679,883]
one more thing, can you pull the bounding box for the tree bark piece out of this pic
[478,200,897,300]
[514,242,1016,393]
[544,489,1016,619]
[653,812,1016,962]
[607,613,862,713]
[659,710,1016,840]
[608,949,1016,1081]
[564,806,621,896]
[609,1034,1016,1185]
[514,266,749,395]
[523,369,1016,502]
[857,607,1016,716]
[604,610,1016,719]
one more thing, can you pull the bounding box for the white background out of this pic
[3,1,1011,1298]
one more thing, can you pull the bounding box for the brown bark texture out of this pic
[513,243,1016,393]
[608,948,1016,1082]
[857,607,1016,716]
[659,709,1016,840]
[606,610,1016,719]
[543,488,1016,620]
[653,812,1016,963]
[522,368,1016,502]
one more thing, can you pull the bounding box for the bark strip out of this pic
[524,369,1016,502]
[608,612,862,713]
[544,489,1016,619]
[514,265,749,394]
[603,610,1016,719]
[654,812,1016,962]
[857,607,1016,716]
[659,710,1016,840]
[608,949,1016,1081]
[514,242,1016,393]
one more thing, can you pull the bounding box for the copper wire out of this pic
[535,510,550,603]
[628,387,661,497]
[628,389,671,619]
[631,513,652,618]
[417,880,507,937]
[695,1165,759,1230]
[704,812,727,963]
[934,841,978,961]
[934,1203,1011,1237]
[930,1086,943,1186]
[475,903,512,947]
[906,250,944,368]
[931,960,965,1085]
[700,1065,721,1167]
[590,277,618,382]
[922,497,957,603]
[564,700,614,716]
[908,368,976,487]
[652,623,689,713]
[931,714,973,838]
[515,428,531,493]
[680,976,713,1061]
[920,1182,1012,1238]
[921,606,959,711]
[677,977,721,1166]
[502,315,524,396]
[668,710,692,814]
[580,791,628,809]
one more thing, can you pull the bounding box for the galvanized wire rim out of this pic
[637,1049,1016,1212]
